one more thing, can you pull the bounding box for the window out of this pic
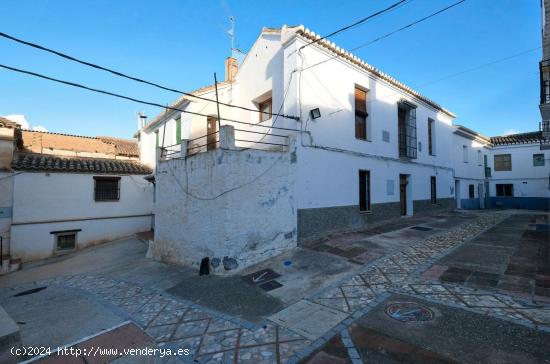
[359,170,371,212]
[258,98,272,122]
[462,146,468,163]
[94,176,121,201]
[469,184,475,198]
[175,117,181,144]
[494,154,512,171]
[496,184,513,197]
[355,86,368,140]
[155,130,159,148]
[477,150,482,166]
[430,176,437,204]
[397,101,417,158]
[55,232,76,251]
[533,154,545,166]
[428,118,435,155]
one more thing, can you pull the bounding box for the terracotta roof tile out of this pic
[12,153,151,175]
[0,116,19,129]
[490,132,542,146]
[19,130,139,157]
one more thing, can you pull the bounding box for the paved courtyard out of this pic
[1,210,549,363]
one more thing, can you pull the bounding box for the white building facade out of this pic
[0,118,153,269]
[137,25,549,274]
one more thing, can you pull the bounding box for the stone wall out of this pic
[297,202,401,241]
[151,144,297,274]
[413,198,455,215]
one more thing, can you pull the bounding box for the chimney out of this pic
[224,57,238,82]
[137,112,147,130]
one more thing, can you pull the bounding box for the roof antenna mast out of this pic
[227,16,236,58]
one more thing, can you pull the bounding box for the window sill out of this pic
[359,210,372,214]
[355,137,371,142]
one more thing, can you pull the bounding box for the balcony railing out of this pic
[540,120,550,150]
[540,59,550,105]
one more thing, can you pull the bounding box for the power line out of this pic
[302,0,466,72]
[0,63,300,132]
[299,0,410,50]
[419,46,541,87]
[0,31,300,120]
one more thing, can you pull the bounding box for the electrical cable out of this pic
[0,30,299,120]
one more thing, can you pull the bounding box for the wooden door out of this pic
[400,175,407,216]
[206,116,218,151]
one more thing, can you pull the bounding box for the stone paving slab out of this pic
[269,300,349,341]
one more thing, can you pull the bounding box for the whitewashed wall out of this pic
[488,144,550,199]
[10,172,153,262]
[283,35,456,210]
[0,171,14,255]
[151,145,296,274]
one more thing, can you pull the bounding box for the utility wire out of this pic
[0,30,300,120]
[0,63,300,132]
[299,0,410,50]
[302,0,466,72]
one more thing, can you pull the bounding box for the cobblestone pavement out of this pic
[8,211,550,363]
[310,212,550,333]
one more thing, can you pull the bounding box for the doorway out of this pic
[206,116,218,151]
[399,174,408,216]
[454,180,461,209]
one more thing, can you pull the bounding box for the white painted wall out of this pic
[488,144,550,198]
[284,34,456,209]
[151,145,296,274]
[10,172,154,262]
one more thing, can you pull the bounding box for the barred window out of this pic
[94,176,121,201]
[496,184,513,197]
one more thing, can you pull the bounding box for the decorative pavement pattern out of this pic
[309,212,550,333]
[12,211,550,363]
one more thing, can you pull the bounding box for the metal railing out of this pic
[540,120,550,150]
[540,60,550,105]
[233,128,288,151]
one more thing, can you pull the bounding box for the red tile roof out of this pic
[19,130,140,157]
[12,153,151,175]
[490,132,542,146]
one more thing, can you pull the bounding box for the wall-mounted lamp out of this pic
[310,108,321,120]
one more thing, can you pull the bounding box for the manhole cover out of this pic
[385,302,434,322]
[410,226,432,231]
[13,286,47,297]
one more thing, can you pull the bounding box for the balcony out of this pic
[539,60,550,119]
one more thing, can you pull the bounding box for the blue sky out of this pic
[0,0,541,138]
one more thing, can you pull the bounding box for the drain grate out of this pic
[410,226,432,231]
[385,302,434,322]
[259,280,283,291]
[13,286,47,297]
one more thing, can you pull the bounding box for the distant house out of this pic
[0,116,153,272]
